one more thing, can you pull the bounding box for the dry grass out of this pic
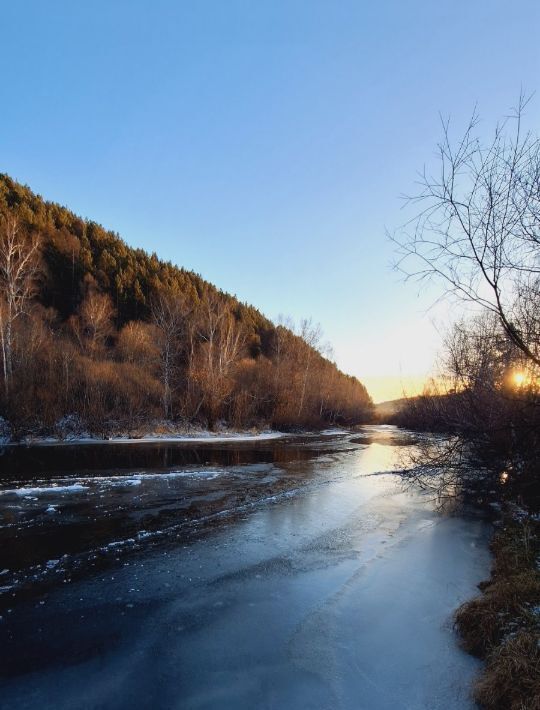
[475,632,540,710]
[455,517,540,709]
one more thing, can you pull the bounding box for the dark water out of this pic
[0,436,321,477]
[0,427,490,709]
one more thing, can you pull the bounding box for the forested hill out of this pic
[0,174,272,344]
[0,173,372,438]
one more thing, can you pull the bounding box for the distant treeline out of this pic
[0,174,372,438]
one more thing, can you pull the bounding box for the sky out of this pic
[2,1,540,402]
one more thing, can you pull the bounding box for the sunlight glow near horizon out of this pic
[2,1,540,404]
[361,375,427,404]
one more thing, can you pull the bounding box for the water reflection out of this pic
[0,439,324,478]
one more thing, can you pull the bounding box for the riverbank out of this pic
[0,418,351,447]
[4,429,288,447]
[455,511,540,709]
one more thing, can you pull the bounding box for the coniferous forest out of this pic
[0,174,372,439]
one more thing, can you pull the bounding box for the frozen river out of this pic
[0,427,491,709]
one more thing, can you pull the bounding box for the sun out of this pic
[512,371,526,387]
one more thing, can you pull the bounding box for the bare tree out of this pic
[395,95,540,367]
[78,290,115,355]
[117,320,159,368]
[392,94,540,501]
[0,215,41,399]
[296,318,323,418]
[191,292,245,427]
[151,291,190,419]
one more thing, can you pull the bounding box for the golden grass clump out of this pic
[455,518,540,709]
[474,631,540,710]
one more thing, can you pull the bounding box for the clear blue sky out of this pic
[2,1,540,400]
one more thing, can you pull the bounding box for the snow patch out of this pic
[8,430,288,447]
[1,484,87,497]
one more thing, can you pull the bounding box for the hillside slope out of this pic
[0,174,372,438]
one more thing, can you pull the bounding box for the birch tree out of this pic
[192,292,245,427]
[0,215,41,400]
[296,318,323,418]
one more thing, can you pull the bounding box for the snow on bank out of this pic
[4,430,290,447]
[3,427,356,447]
